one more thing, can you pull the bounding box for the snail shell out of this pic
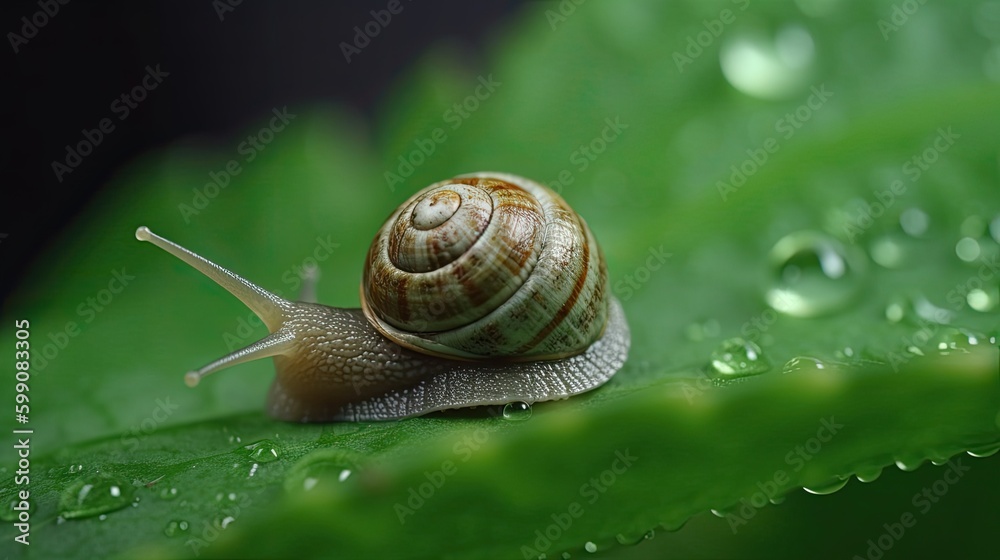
[136,172,629,422]
[362,173,609,360]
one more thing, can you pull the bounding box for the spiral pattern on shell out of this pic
[361,172,609,360]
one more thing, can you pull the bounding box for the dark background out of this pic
[2,0,523,302]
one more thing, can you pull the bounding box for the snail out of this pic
[136,172,629,422]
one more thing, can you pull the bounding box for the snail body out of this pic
[137,172,629,422]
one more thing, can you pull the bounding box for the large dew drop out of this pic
[59,474,135,520]
[502,401,532,421]
[765,231,864,317]
[854,466,884,483]
[719,24,816,99]
[243,440,282,463]
[284,448,362,494]
[709,338,770,378]
[967,442,1000,458]
[802,477,849,495]
[781,356,826,374]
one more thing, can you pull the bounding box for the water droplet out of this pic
[284,448,363,494]
[659,518,688,532]
[59,474,135,520]
[855,467,883,483]
[159,487,179,500]
[835,346,856,360]
[931,328,981,355]
[68,464,84,474]
[709,338,770,378]
[766,231,864,317]
[243,440,281,463]
[894,457,925,472]
[967,288,998,312]
[803,478,849,495]
[220,516,235,529]
[684,318,721,341]
[164,519,190,537]
[900,208,929,237]
[990,215,1000,243]
[0,496,33,521]
[956,237,981,262]
[781,356,826,373]
[615,529,655,546]
[720,25,816,99]
[967,442,1000,458]
[870,235,906,268]
[769,496,786,505]
[913,295,952,324]
[502,401,532,421]
[885,297,906,323]
[584,541,597,553]
[561,552,572,560]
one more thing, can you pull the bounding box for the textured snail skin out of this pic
[135,172,629,422]
[266,297,629,422]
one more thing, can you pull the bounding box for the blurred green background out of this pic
[2,0,999,558]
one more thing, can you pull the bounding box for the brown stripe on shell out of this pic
[365,176,545,333]
[514,210,591,353]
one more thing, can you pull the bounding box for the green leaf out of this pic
[3,0,999,558]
